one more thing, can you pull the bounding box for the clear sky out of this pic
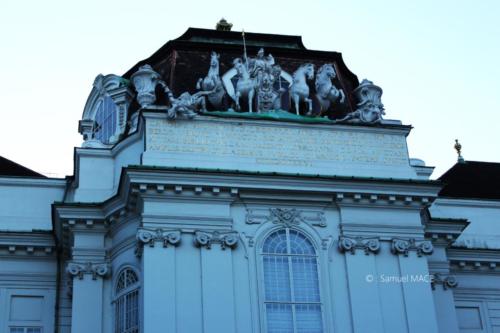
[1,0,499,178]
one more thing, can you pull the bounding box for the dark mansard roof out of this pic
[439,161,500,200]
[123,28,360,115]
[0,155,46,178]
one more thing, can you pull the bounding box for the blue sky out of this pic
[0,0,499,178]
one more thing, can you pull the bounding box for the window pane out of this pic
[264,255,291,302]
[10,328,24,333]
[94,96,117,144]
[295,304,323,333]
[289,230,315,255]
[291,257,320,302]
[266,303,293,333]
[263,230,288,254]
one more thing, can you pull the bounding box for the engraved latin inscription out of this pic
[146,119,408,167]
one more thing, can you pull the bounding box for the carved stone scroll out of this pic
[391,238,433,257]
[66,262,110,280]
[338,236,380,255]
[135,228,181,257]
[246,208,326,227]
[193,231,238,250]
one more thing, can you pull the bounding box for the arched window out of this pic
[261,229,323,333]
[93,95,118,145]
[115,268,140,333]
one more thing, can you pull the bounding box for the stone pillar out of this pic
[338,236,384,333]
[392,238,439,333]
[194,230,238,333]
[67,262,109,333]
[136,228,181,333]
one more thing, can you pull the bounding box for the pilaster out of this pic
[137,228,181,333]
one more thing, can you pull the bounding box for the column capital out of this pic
[431,273,458,290]
[338,236,380,255]
[136,228,181,257]
[194,230,238,250]
[66,261,110,280]
[391,238,433,256]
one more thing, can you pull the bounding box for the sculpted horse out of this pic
[289,63,314,115]
[314,64,345,116]
[222,58,256,112]
[196,52,225,109]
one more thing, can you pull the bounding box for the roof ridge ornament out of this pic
[215,18,232,31]
[455,139,465,163]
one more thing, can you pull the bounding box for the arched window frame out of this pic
[257,226,325,333]
[80,74,132,147]
[113,266,140,333]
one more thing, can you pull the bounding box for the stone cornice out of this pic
[66,261,110,280]
[424,217,469,246]
[448,247,500,273]
[0,176,67,188]
[434,197,500,208]
[0,231,55,258]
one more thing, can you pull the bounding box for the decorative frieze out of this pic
[194,231,238,250]
[391,238,434,257]
[431,273,458,290]
[246,208,326,227]
[338,236,380,255]
[135,228,181,257]
[66,262,110,280]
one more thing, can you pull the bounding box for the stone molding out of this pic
[246,208,326,227]
[391,238,434,256]
[66,262,110,280]
[338,236,380,255]
[431,273,458,290]
[194,230,238,250]
[135,228,181,256]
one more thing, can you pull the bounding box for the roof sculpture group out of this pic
[130,47,385,124]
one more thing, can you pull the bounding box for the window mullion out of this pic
[286,228,298,333]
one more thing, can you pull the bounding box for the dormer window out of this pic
[93,96,118,145]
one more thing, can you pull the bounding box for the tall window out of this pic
[115,268,139,333]
[262,229,323,333]
[93,95,118,144]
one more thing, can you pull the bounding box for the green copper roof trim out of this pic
[201,109,335,124]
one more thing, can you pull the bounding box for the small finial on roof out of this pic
[454,139,465,163]
[216,18,232,31]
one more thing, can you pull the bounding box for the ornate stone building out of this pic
[1,25,500,333]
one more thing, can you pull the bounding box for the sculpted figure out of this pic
[196,52,225,109]
[314,64,345,116]
[289,63,314,115]
[160,83,208,120]
[222,58,256,112]
[256,70,283,112]
[222,48,292,113]
[338,79,385,123]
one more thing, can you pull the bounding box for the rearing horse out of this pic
[289,63,314,115]
[314,64,345,116]
[197,52,225,109]
[222,58,256,112]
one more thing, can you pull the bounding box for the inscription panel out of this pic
[144,117,413,178]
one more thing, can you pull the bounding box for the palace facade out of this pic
[1,25,499,333]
